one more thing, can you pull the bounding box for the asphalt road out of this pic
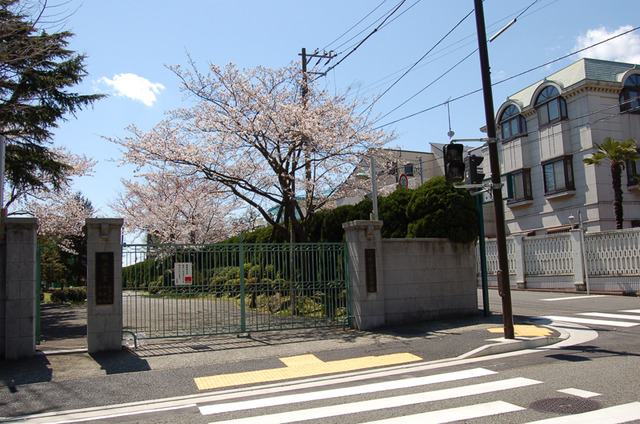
[4,289,640,423]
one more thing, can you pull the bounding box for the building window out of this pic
[404,163,414,176]
[543,156,574,194]
[535,86,567,126]
[620,74,640,113]
[627,154,640,185]
[509,169,532,202]
[499,105,527,140]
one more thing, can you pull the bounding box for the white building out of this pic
[477,58,640,236]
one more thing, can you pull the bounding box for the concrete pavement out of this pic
[7,305,559,384]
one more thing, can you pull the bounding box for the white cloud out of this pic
[574,25,640,64]
[98,73,165,107]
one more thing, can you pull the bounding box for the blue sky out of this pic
[50,0,640,216]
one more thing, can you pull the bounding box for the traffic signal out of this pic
[443,143,465,183]
[465,154,485,184]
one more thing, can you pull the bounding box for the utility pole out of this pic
[473,0,514,339]
[298,48,336,239]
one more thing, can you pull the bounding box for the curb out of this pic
[457,323,567,359]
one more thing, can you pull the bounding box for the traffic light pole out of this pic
[474,0,514,339]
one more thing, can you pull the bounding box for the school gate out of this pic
[121,243,350,340]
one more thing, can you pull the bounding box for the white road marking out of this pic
[542,315,638,328]
[541,295,606,301]
[359,401,525,423]
[558,388,601,398]
[580,312,640,321]
[210,377,542,424]
[622,309,640,314]
[16,404,197,424]
[525,401,640,423]
[199,367,496,415]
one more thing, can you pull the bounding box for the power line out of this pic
[375,48,478,123]
[370,8,475,106]
[319,0,407,78]
[321,0,390,52]
[321,0,550,103]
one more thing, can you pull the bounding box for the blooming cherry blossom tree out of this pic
[112,166,245,244]
[113,61,393,242]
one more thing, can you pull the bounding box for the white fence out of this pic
[480,227,640,293]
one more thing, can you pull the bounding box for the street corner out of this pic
[458,323,561,360]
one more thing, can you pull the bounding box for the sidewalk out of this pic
[10,306,560,384]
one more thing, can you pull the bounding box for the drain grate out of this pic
[530,397,600,414]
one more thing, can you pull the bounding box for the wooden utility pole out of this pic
[473,0,514,339]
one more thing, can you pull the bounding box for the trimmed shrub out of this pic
[49,287,87,303]
[406,176,478,243]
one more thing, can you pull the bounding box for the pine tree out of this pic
[0,0,104,209]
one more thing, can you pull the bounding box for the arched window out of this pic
[535,86,567,126]
[498,105,527,140]
[620,74,640,113]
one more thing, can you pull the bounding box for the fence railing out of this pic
[122,242,349,339]
[523,233,574,276]
[479,227,640,292]
[585,230,640,275]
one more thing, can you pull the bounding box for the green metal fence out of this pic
[122,243,349,339]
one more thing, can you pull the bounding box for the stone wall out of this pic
[343,220,478,331]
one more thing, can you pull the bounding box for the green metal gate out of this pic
[121,243,349,339]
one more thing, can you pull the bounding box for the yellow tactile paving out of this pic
[487,324,554,337]
[279,354,325,367]
[194,352,422,391]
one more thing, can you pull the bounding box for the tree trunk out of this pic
[611,162,624,229]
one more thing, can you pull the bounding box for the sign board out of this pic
[399,173,409,188]
[95,252,114,305]
[364,249,377,293]
[175,262,193,286]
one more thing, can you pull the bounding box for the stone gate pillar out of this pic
[343,220,385,330]
[1,218,38,360]
[86,218,123,353]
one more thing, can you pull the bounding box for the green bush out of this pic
[49,287,87,303]
[379,187,413,238]
[406,176,478,243]
[320,199,371,242]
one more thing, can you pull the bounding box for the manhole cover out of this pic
[530,397,600,414]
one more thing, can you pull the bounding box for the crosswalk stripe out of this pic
[622,309,640,314]
[524,401,640,423]
[543,315,638,328]
[541,295,606,301]
[557,388,600,398]
[199,367,496,415]
[359,401,525,424]
[207,377,542,424]
[580,312,640,321]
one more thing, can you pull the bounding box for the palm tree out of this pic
[583,137,639,229]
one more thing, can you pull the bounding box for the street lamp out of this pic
[355,157,379,220]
